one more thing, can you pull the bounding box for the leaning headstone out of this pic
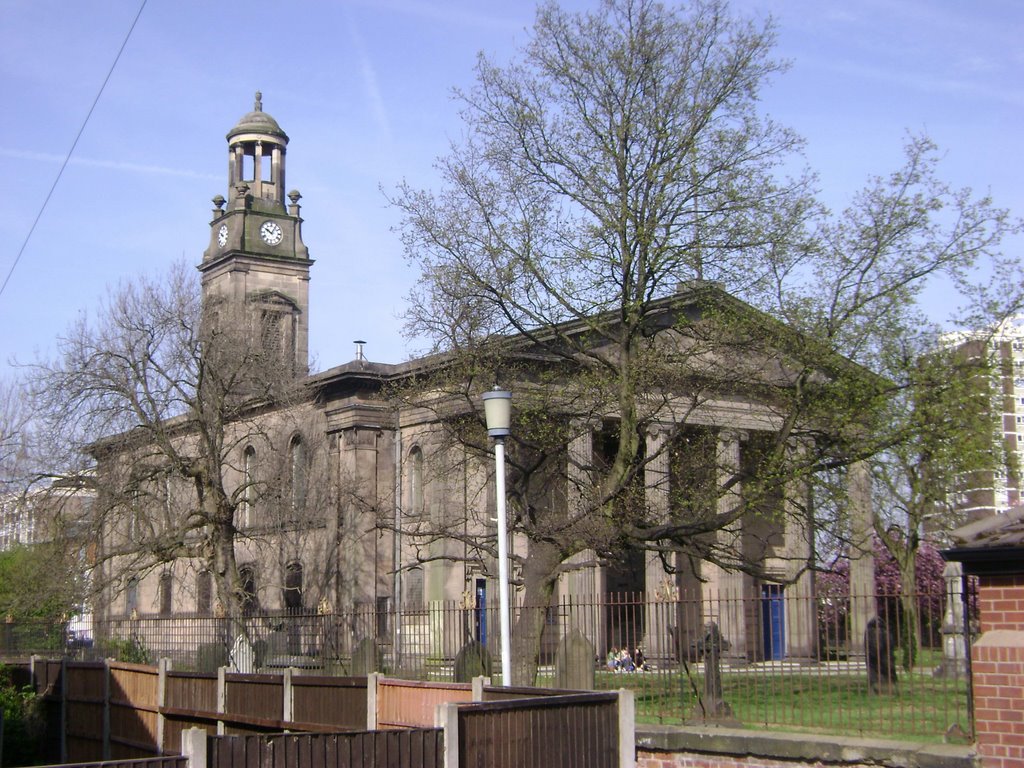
[865,616,897,694]
[454,639,493,682]
[352,637,381,676]
[230,634,254,673]
[555,628,595,690]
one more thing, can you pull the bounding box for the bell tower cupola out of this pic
[200,92,313,375]
[226,90,288,209]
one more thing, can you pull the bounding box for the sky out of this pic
[0,0,1021,376]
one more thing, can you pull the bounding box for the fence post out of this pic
[180,727,207,768]
[59,657,67,763]
[216,666,226,735]
[471,675,489,701]
[157,658,171,753]
[617,688,635,768]
[283,667,294,724]
[437,701,460,768]
[102,658,111,760]
[366,672,379,730]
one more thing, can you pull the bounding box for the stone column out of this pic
[847,461,875,656]
[706,429,746,661]
[643,424,671,659]
[563,421,601,647]
[782,459,816,659]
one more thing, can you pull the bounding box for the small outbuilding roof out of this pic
[941,505,1024,576]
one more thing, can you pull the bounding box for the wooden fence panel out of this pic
[457,692,619,768]
[291,675,367,730]
[480,683,579,701]
[162,670,220,752]
[109,663,160,758]
[207,730,443,768]
[223,672,284,731]
[376,678,472,730]
[66,662,109,762]
[32,758,188,768]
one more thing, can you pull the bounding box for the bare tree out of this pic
[27,260,328,639]
[390,0,1021,682]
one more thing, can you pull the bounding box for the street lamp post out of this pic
[482,387,512,686]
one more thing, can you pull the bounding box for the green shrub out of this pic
[101,636,152,664]
[0,664,44,766]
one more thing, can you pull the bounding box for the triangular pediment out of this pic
[248,289,300,313]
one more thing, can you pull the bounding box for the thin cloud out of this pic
[0,148,219,181]
[342,7,393,146]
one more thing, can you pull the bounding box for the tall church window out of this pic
[240,445,256,528]
[239,565,258,615]
[290,435,307,516]
[409,446,424,517]
[261,310,283,361]
[196,571,212,616]
[406,566,424,608]
[159,572,173,616]
[125,577,139,617]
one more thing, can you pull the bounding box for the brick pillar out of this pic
[972,574,1024,768]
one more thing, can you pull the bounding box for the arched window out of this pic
[240,445,256,527]
[159,572,173,616]
[196,571,212,616]
[238,565,258,615]
[284,561,303,611]
[409,446,424,517]
[289,435,307,515]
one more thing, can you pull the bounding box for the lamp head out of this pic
[482,388,512,437]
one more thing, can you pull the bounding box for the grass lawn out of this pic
[589,656,971,742]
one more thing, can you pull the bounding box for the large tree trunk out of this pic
[509,539,562,686]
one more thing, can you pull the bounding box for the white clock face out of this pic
[217,224,228,247]
[259,220,283,245]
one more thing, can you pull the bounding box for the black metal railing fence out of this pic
[0,585,974,741]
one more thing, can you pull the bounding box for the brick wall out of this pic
[977,574,1024,632]
[634,725,976,768]
[972,572,1024,768]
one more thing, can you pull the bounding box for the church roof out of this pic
[227,91,288,143]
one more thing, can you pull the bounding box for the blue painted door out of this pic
[475,578,487,645]
[761,584,785,660]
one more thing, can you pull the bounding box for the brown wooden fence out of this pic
[33,758,187,768]
[440,691,625,768]
[20,660,370,762]
[16,659,631,768]
[205,731,443,768]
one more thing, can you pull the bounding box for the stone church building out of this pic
[93,96,847,670]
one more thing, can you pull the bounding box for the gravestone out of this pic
[352,637,381,676]
[865,616,897,694]
[454,639,493,682]
[700,622,733,718]
[934,561,968,678]
[230,634,254,673]
[555,628,595,690]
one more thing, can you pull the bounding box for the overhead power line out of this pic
[0,0,149,302]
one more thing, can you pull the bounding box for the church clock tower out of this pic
[200,92,312,374]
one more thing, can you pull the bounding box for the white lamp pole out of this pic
[482,387,512,686]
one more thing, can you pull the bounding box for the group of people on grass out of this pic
[605,645,648,672]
